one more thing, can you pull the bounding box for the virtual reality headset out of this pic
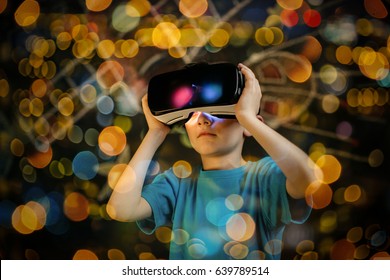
[147,62,245,125]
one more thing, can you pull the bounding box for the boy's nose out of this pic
[196,112,212,126]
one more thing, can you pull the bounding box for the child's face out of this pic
[184,112,246,157]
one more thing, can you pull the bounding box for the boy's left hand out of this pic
[235,63,262,123]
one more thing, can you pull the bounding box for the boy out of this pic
[107,63,319,259]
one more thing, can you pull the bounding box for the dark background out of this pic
[0,0,389,260]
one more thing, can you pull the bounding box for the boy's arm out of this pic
[236,64,320,199]
[106,96,170,222]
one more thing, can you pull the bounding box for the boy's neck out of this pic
[201,155,247,171]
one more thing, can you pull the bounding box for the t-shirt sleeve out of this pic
[257,158,311,229]
[136,169,178,234]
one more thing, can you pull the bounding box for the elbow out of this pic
[287,162,323,200]
[106,201,135,222]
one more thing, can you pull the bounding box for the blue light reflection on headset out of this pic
[201,83,222,103]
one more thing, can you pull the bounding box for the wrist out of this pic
[236,111,259,125]
[146,127,170,142]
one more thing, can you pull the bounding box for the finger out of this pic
[141,94,149,109]
[239,65,261,91]
[239,65,256,81]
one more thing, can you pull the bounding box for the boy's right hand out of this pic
[142,94,171,135]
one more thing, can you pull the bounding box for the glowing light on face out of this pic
[171,86,193,108]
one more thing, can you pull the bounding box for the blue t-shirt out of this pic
[137,157,311,260]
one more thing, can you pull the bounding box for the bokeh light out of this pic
[155,226,172,244]
[153,22,181,49]
[27,145,53,169]
[316,155,342,184]
[96,60,125,89]
[305,181,333,210]
[112,3,141,33]
[73,249,98,260]
[97,40,115,59]
[226,213,256,242]
[347,227,363,243]
[303,9,321,28]
[277,0,303,10]
[63,192,90,222]
[107,248,126,260]
[179,0,208,18]
[14,0,40,27]
[86,0,112,12]
[364,0,388,19]
[98,126,127,156]
[280,9,299,27]
[11,201,46,235]
[205,197,232,227]
[285,55,312,83]
[107,163,127,190]
[368,149,384,167]
[172,160,192,178]
[330,239,355,260]
[72,151,99,180]
[10,138,25,157]
[344,184,362,203]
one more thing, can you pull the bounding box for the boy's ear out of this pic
[243,115,264,137]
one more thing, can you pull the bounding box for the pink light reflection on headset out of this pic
[171,85,193,108]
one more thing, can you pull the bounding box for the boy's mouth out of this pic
[198,132,216,138]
